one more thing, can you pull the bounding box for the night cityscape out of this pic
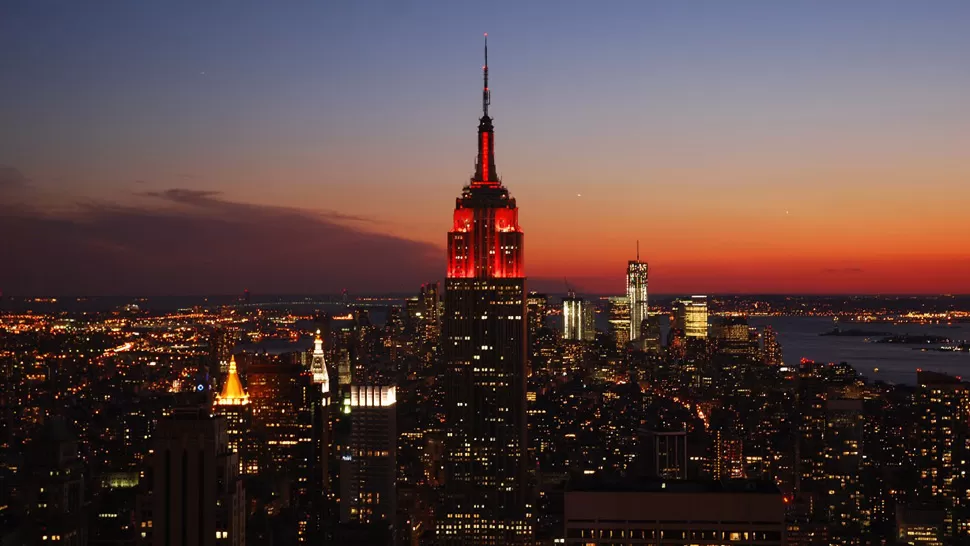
[2,2,970,546]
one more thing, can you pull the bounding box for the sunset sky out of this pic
[2,1,969,295]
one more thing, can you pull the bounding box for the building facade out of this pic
[674,296,709,339]
[564,478,786,545]
[339,386,397,526]
[608,296,631,349]
[148,408,245,546]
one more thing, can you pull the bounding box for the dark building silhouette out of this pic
[22,418,87,546]
[438,36,532,544]
[564,478,786,545]
[146,408,244,546]
[637,429,689,480]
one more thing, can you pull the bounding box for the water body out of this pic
[751,317,969,386]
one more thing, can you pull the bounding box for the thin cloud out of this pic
[0,165,28,188]
[821,267,865,274]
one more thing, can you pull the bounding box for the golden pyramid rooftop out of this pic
[215,356,249,405]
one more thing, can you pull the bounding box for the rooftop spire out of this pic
[483,33,490,118]
[215,356,249,405]
[472,33,498,186]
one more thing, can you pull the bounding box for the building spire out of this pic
[215,356,249,405]
[637,240,640,261]
[483,33,490,118]
[472,33,498,186]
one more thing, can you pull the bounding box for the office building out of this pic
[438,37,532,544]
[563,292,595,342]
[526,292,549,339]
[713,429,744,480]
[763,326,782,366]
[607,296,630,349]
[148,408,245,546]
[22,418,87,546]
[824,398,865,543]
[310,329,329,388]
[419,282,441,344]
[914,371,970,537]
[564,478,786,545]
[674,296,709,339]
[308,330,333,542]
[339,386,397,526]
[246,355,315,523]
[639,312,662,353]
[212,356,256,475]
[626,258,648,343]
[637,429,688,480]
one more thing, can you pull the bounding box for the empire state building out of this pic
[437,36,532,545]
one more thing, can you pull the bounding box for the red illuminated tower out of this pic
[437,35,532,545]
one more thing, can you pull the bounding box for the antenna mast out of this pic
[483,33,490,117]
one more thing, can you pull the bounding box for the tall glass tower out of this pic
[627,250,649,341]
[438,35,532,545]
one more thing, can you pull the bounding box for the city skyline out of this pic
[3,1,970,295]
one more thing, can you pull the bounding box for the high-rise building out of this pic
[208,327,236,377]
[713,429,745,480]
[607,296,631,349]
[626,252,649,342]
[307,332,333,542]
[438,36,532,544]
[147,408,245,546]
[639,312,663,353]
[339,386,397,526]
[637,429,688,480]
[562,292,595,342]
[674,296,709,339]
[310,329,330,389]
[246,354,315,532]
[763,326,782,366]
[420,282,442,344]
[212,356,256,475]
[914,371,970,537]
[526,292,549,339]
[22,418,87,546]
[823,398,865,543]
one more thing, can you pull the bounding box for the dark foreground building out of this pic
[437,36,532,545]
[563,478,786,545]
[144,408,245,546]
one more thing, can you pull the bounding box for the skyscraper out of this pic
[626,249,649,342]
[439,36,532,544]
[148,408,245,546]
[823,398,865,543]
[674,296,709,339]
[246,354,316,538]
[339,386,397,526]
[310,329,330,390]
[420,282,442,344]
[607,296,631,349]
[763,325,782,366]
[213,356,255,475]
[914,371,970,537]
[562,292,595,342]
[308,331,332,540]
[22,418,87,546]
[526,292,549,340]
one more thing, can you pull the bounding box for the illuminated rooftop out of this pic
[214,356,249,405]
